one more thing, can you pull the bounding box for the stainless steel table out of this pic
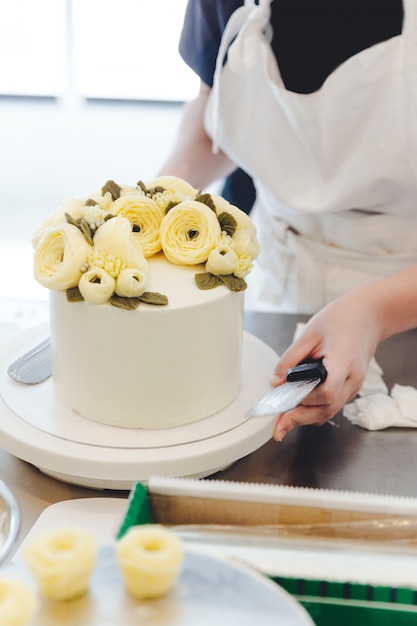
[2,302,417,549]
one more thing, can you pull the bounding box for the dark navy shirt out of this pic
[179,0,404,94]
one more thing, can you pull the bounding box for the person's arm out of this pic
[271,263,417,441]
[158,82,236,189]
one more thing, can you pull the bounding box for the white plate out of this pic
[5,546,313,626]
[9,499,313,626]
[0,326,278,489]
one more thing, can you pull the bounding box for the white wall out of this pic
[0,0,199,299]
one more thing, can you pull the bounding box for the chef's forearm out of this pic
[362,263,417,342]
[157,82,236,189]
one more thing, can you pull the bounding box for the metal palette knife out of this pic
[245,361,327,418]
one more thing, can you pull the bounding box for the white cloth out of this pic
[205,0,417,313]
[343,356,417,430]
[344,385,417,430]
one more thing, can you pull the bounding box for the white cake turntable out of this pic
[0,323,278,490]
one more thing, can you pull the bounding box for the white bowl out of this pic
[0,480,20,565]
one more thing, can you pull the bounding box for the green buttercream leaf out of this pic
[66,286,84,302]
[195,272,223,290]
[110,294,141,310]
[65,212,79,227]
[218,274,247,292]
[136,180,147,194]
[218,211,238,237]
[102,179,122,200]
[79,218,94,245]
[196,192,216,212]
[85,198,99,207]
[164,200,180,214]
[138,291,169,305]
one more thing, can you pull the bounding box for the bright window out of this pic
[0,0,67,96]
[0,0,198,101]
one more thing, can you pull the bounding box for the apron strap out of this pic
[210,0,272,153]
[402,0,417,35]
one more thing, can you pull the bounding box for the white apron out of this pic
[205,0,417,313]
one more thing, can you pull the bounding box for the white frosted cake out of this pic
[32,176,259,429]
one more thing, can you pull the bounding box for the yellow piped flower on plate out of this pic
[116,525,183,600]
[24,526,98,602]
[160,200,222,265]
[0,576,37,626]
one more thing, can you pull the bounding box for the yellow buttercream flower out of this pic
[0,576,37,626]
[79,267,116,304]
[32,197,86,248]
[151,189,192,214]
[233,254,254,278]
[211,194,256,233]
[110,194,164,257]
[206,243,239,276]
[232,228,260,260]
[24,527,97,602]
[33,222,92,290]
[160,200,222,265]
[93,215,147,272]
[116,525,183,600]
[115,267,147,298]
[146,175,198,197]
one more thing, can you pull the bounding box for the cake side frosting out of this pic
[50,254,244,429]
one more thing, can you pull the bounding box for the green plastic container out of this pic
[118,483,417,626]
[275,576,417,625]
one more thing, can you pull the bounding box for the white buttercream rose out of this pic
[79,267,116,304]
[212,195,256,233]
[120,184,146,197]
[206,246,239,276]
[86,191,114,213]
[115,267,147,298]
[232,228,260,260]
[33,223,92,290]
[233,255,254,278]
[93,215,147,271]
[32,198,86,248]
[146,175,198,197]
[145,176,198,214]
[111,194,164,257]
[160,200,222,265]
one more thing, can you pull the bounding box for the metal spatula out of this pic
[7,337,52,384]
[245,361,327,418]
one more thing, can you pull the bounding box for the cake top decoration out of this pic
[32,175,260,309]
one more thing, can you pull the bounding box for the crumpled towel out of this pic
[344,385,417,430]
[343,356,417,433]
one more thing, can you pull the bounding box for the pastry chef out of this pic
[160,0,416,314]
[159,0,417,434]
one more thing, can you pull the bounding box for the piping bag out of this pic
[245,360,327,418]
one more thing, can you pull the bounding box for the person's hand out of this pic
[270,291,382,441]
